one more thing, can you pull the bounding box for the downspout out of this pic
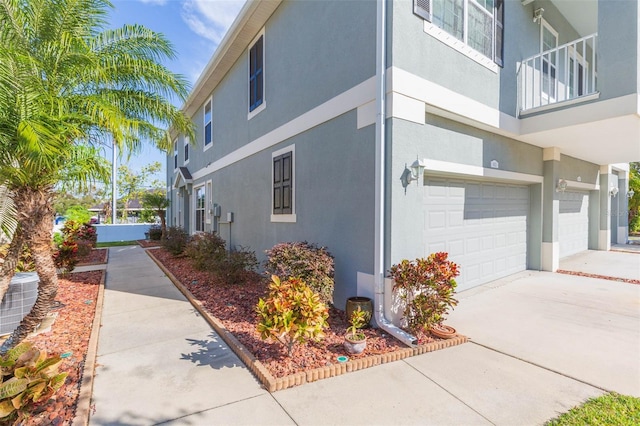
[374,0,417,346]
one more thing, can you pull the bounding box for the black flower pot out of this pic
[345,296,373,329]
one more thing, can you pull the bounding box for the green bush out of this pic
[264,241,335,304]
[64,205,91,224]
[185,232,226,271]
[162,226,189,256]
[0,342,68,424]
[185,234,258,284]
[217,246,259,285]
[256,275,329,356]
[148,224,162,241]
[52,239,79,275]
[389,252,459,334]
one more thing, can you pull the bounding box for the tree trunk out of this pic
[1,187,58,352]
[0,226,24,303]
[159,211,167,240]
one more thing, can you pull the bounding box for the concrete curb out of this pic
[72,268,107,426]
[147,250,469,393]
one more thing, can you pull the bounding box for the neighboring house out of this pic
[167,0,639,324]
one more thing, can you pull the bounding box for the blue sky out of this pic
[104,0,245,183]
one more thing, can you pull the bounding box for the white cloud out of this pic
[181,0,245,45]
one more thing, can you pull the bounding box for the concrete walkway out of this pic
[89,246,639,425]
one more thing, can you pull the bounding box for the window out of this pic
[272,150,293,217]
[195,185,205,232]
[249,34,264,113]
[173,139,178,170]
[184,137,189,164]
[204,99,212,147]
[414,0,504,66]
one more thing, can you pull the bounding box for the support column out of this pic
[541,148,560,271]
[598,165,614,250]
[616,170,630,244]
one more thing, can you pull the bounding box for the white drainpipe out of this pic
[374,0,417,346]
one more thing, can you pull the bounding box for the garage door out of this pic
[424,177,529,292]
[559,190,589,258]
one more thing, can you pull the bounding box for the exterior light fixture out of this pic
[400,158,426,192]
[533,8,544,23]
[556,179,568,193]
[609,186,619,197]
[627,189,635,199]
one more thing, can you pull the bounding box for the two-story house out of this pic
[168,0,639,343]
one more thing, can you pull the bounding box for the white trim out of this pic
[270,214,297,223]
[519,92,600,116]
[598,229,611,251]
[543,147,561,162]
[206,180,212,225]
[423,159,544,184]
[541,242,559,272]
[271,144,296,223]
[540,19,559,102]
[247,28,266,120]
[357,100,376,129]
[423,21,499,73]
[388,92,425,124]
[173,138,178,173]
[192,77,375,180]
[563,179,599,191]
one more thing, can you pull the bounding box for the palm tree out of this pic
[0,0,193,349]
[141,190,170,240]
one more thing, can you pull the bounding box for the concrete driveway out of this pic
[559,249,640,280]
[448,267,640,397]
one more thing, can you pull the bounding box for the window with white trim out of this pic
[204,99,212,147]
[249,33,264,114]
[414,0,504,66]
[194,185,205,233]
[184,137,189,164]
[173,139,178,170]
[541,20,558,100]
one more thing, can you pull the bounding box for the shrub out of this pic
[256,275,328,356]
[264,241,335,304]
[0,342,68,424]
[185,234,258,285]
[217,247,259,285]
[388,252,459,334]
[185,232,226,271]
[53,240,79,275]
[148,224,162,241]
[162,226,189,256]
[76,223,97,247]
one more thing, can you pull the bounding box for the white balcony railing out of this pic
[518,33,597,114]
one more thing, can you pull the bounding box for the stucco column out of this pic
[598,165,614,250]
[541,148,560,271]
[615,171,630,244]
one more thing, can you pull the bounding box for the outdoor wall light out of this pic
[556,179,568,193]
[400,158,426,192]
[627,189,635,199]
[533,8,544,23]
[609,186,619,197]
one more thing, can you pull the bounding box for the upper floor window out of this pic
[184,137,189,164]
[249,32,265,116]
[173,139,178,170]
[414,0,504,66]
[204,99,212,147]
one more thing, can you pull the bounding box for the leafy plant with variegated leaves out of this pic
[256,275,329,356]
[0,342,68,424]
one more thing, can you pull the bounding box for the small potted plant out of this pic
[343,306,368,354]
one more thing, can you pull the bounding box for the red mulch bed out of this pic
[137,239,162,248]
[557,269,640,285]
[76,248,107,266]
[8,271,102,425]
[151,248,440,378]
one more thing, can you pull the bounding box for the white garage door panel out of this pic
[424,178,529,292]
[559,191,589,258]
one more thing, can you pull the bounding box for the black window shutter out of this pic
[495,0,504,66]
[272,152,292,215]
[414,0,432,22]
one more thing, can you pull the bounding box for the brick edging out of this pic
[146,250,468,392]
[72,268,107,426]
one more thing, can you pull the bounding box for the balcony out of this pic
[518,34,598,115]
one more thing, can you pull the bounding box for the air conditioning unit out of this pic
[0,272,39,335]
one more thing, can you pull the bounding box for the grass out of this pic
[96,240,139,247]
[546,393,640,425]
